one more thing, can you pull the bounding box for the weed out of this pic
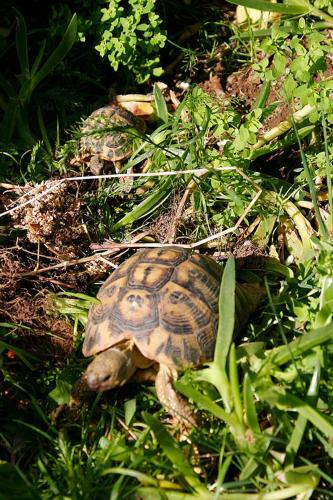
[95,0,167,84]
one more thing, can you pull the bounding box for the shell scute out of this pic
[172,259,221,312]
[111,288,159,334]
[140,247,189,266]
[127,263,173,291]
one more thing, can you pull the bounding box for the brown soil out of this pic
[0,179,116,361]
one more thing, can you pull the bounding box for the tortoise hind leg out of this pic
[155,364,197,427]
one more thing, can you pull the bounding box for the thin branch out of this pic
[0,166,234,219]
[7,250,118,277]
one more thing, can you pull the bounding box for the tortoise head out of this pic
[85,347,135,392]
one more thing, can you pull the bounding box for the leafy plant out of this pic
[0,11,77,148]
[95,0,167,83]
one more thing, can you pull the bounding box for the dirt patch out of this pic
[4,179,87,259]
[226,65,289,131]
[150,191,183,242]
[0,179,115,362]
[0,288,73,359]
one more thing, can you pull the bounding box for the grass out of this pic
[1,1,333,498]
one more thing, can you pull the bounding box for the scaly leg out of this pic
[155,364,197,427]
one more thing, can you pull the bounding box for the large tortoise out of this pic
[77,104,145,175]
[80,247,263,424]
[82,247,223,425]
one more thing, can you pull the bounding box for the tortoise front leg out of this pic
[155,364,197,427]
[89,154,104,175]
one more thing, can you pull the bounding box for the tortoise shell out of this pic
[83,247,223,368]
[79,105,145,162]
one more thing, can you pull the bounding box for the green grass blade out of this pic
[259,390,333,439]
[136,488,207,499]
[14,10,29,76]
[37,106,52,154]
[56,291,98,302]
[284,358,321,467]
[0,73,17,103]
[31,40,46,77]
[101,467,157,486]
[268,321,333,367]
[37,458,59,495]
[11,419,53,441]
[252,80,270,110]
[0,340,38,368]
[144,413,205,493]
[320,96,333,232]
[0,322,30,329]
[250,125,316,160]
[138,478,319,499]
[229,344,243,424]
[291,116,328,239]
[214,257,236,371]
[15,108,36,145]
[226,0,309,15]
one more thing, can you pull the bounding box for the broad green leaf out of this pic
[215,257,235,370]
[112,178,172,229]
[124,398,136,425]
[153,84,169,123]
[243,373,261,435]
[20,14,77,100]
[49,379,72,405]
[229,344,243,424]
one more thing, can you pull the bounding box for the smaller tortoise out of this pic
[81,247,223,425]
[77,104,145,175]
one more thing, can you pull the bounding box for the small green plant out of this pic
[95,0,167,83]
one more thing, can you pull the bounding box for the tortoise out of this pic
[78,247,265,423]
[77,104,145,175]
[81,246,224,425]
